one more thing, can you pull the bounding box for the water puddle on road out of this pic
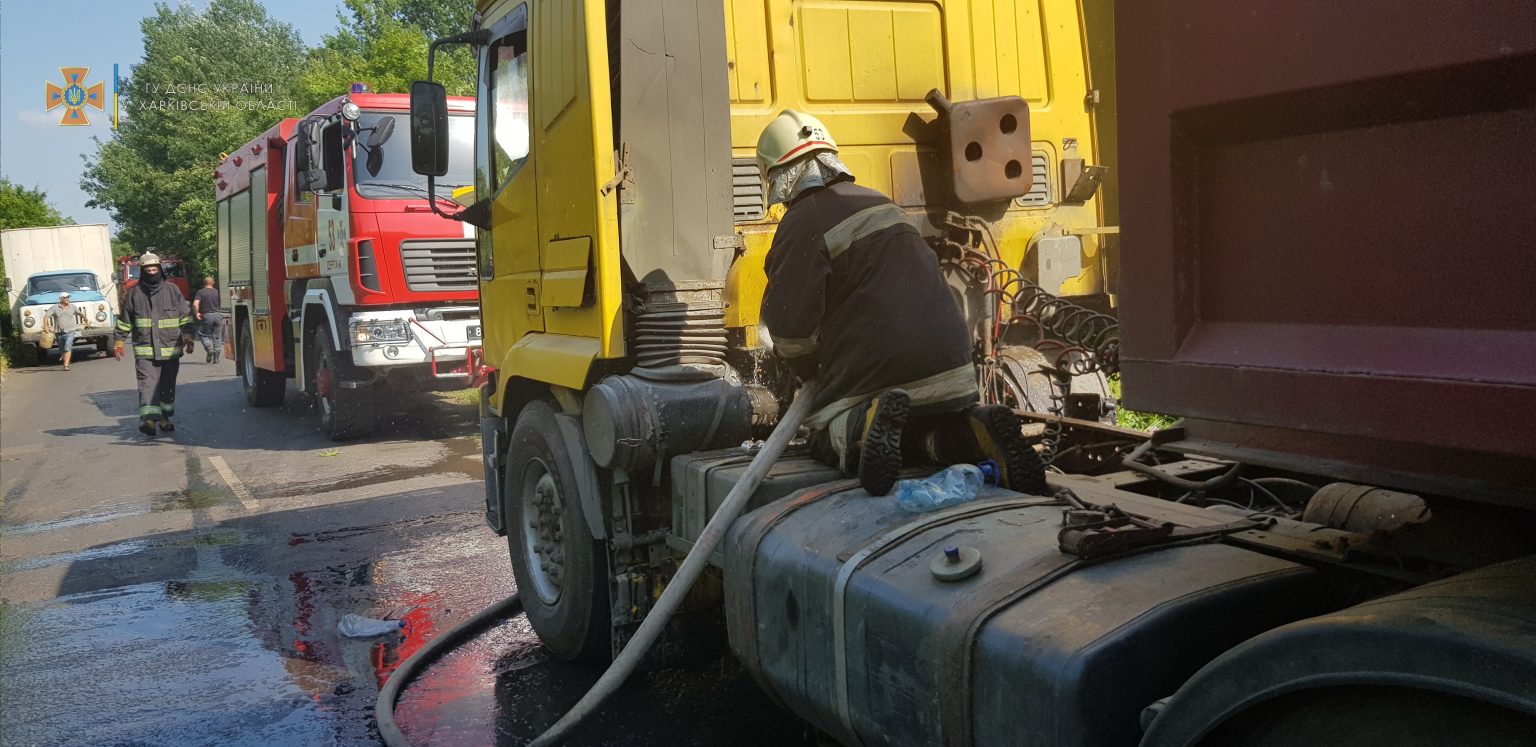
[0,505,151,536]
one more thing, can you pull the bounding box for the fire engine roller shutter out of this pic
[250,167,269,313]
[229,187,252,288]
[217,199,230,294]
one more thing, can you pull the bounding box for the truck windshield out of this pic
[352,112,473,198]
[27,273,98,295]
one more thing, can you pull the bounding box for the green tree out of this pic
[80,0,307,278]
[0,180,71,231]
[0,179,74,292]
[293,0,476,111]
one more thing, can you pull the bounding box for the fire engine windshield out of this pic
[352,112,473,198]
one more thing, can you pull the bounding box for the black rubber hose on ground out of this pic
[376,382,818,747]
[375,593,525,747]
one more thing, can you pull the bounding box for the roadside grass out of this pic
[0,331,38,376]
[443,387,479,406]
[1110,375,1177,432]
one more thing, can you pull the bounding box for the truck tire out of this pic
[503,400,610,661]
[95,338,111,355]
[240,327,285,407]
[310,334,375,440]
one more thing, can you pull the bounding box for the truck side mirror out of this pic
[410,81,450,177]
[297,120,329,192]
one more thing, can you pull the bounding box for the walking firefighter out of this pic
[113,252,195,436]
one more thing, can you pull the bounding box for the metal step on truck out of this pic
[213,86,482,440]
[409,1,1536,744]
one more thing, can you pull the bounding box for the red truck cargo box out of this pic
[1116,1,1536,504]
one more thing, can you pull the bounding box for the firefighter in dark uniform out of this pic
[756,110,1045,497]
[114,252,195,436]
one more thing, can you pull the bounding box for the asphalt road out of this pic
[0,346,814,746]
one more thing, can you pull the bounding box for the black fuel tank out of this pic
[725,484,1338,746]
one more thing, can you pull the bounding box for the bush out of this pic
[1109,376,1177,432]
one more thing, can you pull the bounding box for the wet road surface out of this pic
[1,350,816,745]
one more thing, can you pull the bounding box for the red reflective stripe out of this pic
[775,140,834,166]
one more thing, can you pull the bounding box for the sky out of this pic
[1,0,344,230]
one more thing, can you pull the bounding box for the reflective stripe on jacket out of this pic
[115,282,193,360]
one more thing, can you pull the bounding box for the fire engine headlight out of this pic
[341,102,361,121]
[23,316,36,328]
[351,319,410,344]
[96,310,109,322]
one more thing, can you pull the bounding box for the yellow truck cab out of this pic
[411,0,1115,661]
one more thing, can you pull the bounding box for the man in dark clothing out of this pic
[114,252,195,436]
[756,110,1045,496]
[192,276,224,363]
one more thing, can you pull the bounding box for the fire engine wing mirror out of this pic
[365,148,384,178]
[296,119,329,192]
[410,81,449,178]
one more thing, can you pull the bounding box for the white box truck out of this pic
[2,224,119,358]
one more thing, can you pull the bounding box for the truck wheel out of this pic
[240,326,285,407]
[503,400,609,661]
[311,334,375,440]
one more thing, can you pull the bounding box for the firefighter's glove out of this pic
[113,342,124,361]
[183,338,195,355]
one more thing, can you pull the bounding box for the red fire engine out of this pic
[213,86,480,439]
[118,254,191,299]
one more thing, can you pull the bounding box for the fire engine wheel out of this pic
[240,325,285,408]
[311,334,375,441]
[95,337,111,355]
[503,400,609,661]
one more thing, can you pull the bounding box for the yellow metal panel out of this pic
[800,7,853,101]
[525,0,622,365]
[798,2,944,104]
[849,10,897,100]
[725,0,772,105]
[499,332,600,390]
[892,7,945,100]
[542,236,590,307]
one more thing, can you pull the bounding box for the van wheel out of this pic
[240,325,285,407]
[504,400,609,661]
[311,334,375,440]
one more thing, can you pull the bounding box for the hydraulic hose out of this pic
[376,593,525,747]
[1122,439,1243,492]
[375,381,817,747]
[529,379,819,747]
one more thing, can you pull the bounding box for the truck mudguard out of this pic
[1142,556,1536,746]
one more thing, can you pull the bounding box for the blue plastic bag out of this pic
[893,464,984,513]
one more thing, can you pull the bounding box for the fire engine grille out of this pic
[732,159,767,223]
[1016,152,1052,207]
[400,239,478,291]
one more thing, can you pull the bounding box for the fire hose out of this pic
[376,379,820,746]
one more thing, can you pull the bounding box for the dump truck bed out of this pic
[1115,0,1536,505]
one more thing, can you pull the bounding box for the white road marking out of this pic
[208,455,258,511]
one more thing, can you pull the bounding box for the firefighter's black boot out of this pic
[158,417,175,432]
[963,404,1047,495]
[138,419,157,437]
[854,389,911,497]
